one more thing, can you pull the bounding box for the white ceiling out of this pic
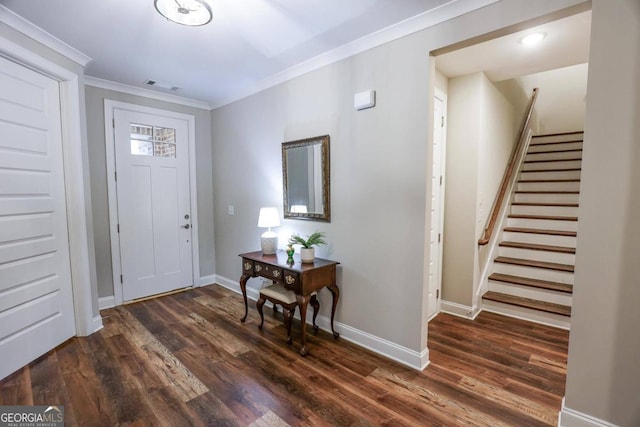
[435,10,591,81]
[0,0,501,109]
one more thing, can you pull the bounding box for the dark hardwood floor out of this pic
[0,284,569,426]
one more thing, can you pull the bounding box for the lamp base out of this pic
[261,231,278,255]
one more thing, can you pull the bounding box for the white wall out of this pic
[561,0,640,425]
[518,63,588,134]
[212,43,430,354]
[443,72,514,309]
[494,78,539,138]
[443,73,482,307]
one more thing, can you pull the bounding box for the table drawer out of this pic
[242,259,254,274]
[283,271,300,292]
[254,262,283,281]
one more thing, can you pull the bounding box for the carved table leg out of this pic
[239,274,250,322]
[283,308,294,345]
[327,284,340,339]
[310,294,320,331]
[256,294,266,330]
[296,294,311,356]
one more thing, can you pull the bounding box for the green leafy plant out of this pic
[288,231,327,249]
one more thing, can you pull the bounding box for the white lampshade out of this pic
[154,0,212,26]
[258,207,280,228]
[258,207,280,254]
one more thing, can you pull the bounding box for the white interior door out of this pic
[114,109,193,301]
[0,56,75,379]
[427,91,447,320]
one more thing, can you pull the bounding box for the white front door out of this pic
[0,56,75,379]
[113,109,193,301]
[427,91,447,320]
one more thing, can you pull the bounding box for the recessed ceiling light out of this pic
[520,32,546,46]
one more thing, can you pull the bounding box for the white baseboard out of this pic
[92,315,104,333]
[198,274,216,287]
[559,398,617,427]
[440,300,478,319]
[99,296,115,310]
[98,275,215,310]
[215,274,429,370]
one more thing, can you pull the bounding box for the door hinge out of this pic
[441,116,444,127]
[112,118,115,128]
[436,289,440,299]
[114,171,117,182]
[120,274,123,284]
[438,233,441,243]
[439,175,443,185]
[117,224,120,233]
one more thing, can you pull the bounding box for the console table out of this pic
[239,250,340,355]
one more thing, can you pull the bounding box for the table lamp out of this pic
[258,207,280,254]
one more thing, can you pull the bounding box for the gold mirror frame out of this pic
[282,135,330,222]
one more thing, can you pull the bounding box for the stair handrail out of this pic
[478,88,539,246]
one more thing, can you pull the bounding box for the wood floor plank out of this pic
[0,367,32,406]
[0,285,569,426]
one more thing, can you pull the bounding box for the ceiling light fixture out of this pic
[154,0,212,26]
[520,32,546,46]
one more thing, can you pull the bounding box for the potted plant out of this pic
[288,231,327,263]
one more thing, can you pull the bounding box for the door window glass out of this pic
[130,123,176,157]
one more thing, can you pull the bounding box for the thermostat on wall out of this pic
[354,90,376,110]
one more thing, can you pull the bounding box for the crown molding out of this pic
[0,4,91,67]
[211,0,499,109]
[84,76,212,110]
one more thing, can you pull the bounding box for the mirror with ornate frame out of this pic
[282,135,330,222]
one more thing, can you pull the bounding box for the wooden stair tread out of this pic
[494,256,575,272]
[532,131,583,138]
[518,179,580,183]
[503,227,577,237]
[511,202,578,207]
[529,140,583,146]
[483,291,572,316]
[489,273,573,293]
[521,168,581,173]
[524,158,582,163]
[499,241,575,254]
[515,190,579,194]
[509,214,578,221]
[527,149,583,155]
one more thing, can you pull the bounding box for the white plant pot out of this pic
[300,247,315,263]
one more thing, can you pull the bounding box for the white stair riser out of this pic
[493,262,574,284]
[482,300,570,329]
[507,217,578,232]
[511,204,579,217]
[498,246,575,265]
[522,160,582,171]
[503,231,577,247]
[487,280,573,306]
[517,181,581,192]
[528,142,583,153]
[520,170,581,181]
[513,192,580,204]
[526,151,582,162]
[530,133,584,144]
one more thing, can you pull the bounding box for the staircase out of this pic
[482,131,583,329]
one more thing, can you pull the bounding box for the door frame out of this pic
[428,88,448,320]
[0,35,97,335]
[104,100,200,305]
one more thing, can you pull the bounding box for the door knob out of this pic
[181,224,191,229]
